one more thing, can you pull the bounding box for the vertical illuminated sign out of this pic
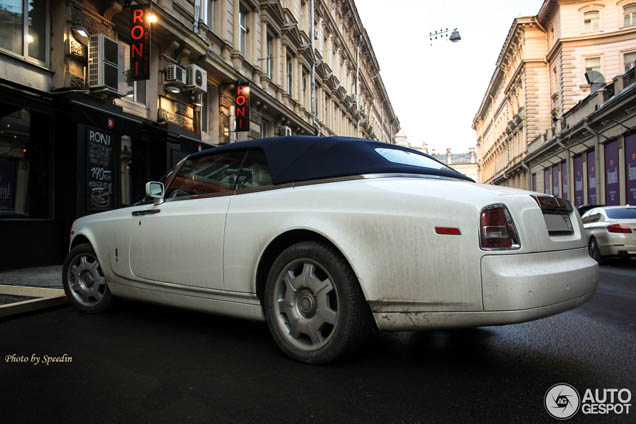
[235,82,250,132]
[587,150,596,204]
[574,155,584,207]
[130,6,150,81]
[561,161,568,200]
[627,134,636,204]
[604,140,619,205]
[552,165,559,197]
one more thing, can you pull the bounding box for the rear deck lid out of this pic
[532,195,575,236]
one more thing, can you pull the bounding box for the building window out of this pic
[205,0,215,31]
[118,41,147,105]
[0,0,48,63]
[286,54,292,96]
[0,107,51,219]
[239,5,248,57]
[583,11,599,32]
[266,34,273,79]
[624,4,636,27]
[624,51,636,73]
[585,57,601,74]
[261,119,269,138]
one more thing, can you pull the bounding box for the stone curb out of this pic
[0,285,68,318]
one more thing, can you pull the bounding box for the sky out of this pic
[355,0,545,153]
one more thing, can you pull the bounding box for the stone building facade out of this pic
[526,59,636,207]
[0,0,400,269]
[473,0,636,189]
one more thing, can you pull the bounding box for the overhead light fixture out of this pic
[449,29,461,43]
[165,85,181,94]
[26,34,34,44]
[192,93,203,107]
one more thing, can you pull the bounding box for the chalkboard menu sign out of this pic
[86,127,113,210]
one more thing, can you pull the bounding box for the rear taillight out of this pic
[607,224,633,234]
[480,204,521,250]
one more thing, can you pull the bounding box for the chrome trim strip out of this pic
[293,175,365,187]
[235,182,294,195]
[162,173,467,200]
[112,274,261,305]
[293,173,466,188]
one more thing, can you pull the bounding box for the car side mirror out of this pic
[145,181,165,205]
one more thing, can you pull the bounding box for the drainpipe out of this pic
[556,134,572,201]
[356,33,361,138]
[310,0,320,136]
[521,160,531,191]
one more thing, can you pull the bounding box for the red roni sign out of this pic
[235,82,250,132]
[130,6,150,81]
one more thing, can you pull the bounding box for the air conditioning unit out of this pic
[278,126,292,136]
[186,64,207,93]
[165,64,187,85]
[88,34,120,93]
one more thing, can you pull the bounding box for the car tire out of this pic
[62,243,113,313]
[263,241,371,364]
[588,237,605,265]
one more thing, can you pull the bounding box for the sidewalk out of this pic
[0,265,67,318]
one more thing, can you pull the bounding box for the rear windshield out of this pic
[375,148,452,171]
[605,208,636,219]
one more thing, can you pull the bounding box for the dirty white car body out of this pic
[65,136,599,363]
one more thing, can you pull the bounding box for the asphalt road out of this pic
[1,260,635,424]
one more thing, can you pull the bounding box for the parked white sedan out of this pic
[582,205,636,263]
[64,136,598,363]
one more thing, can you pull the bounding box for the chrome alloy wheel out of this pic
[66,253,108,308]
[273,259,339,351]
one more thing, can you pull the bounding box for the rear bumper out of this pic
[481,247,598,311]
[373,293,594,331]
[600,244,636,257]
[370,247,598,331]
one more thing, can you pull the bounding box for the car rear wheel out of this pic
[264,241,370,364]
[62,243,113,313]
[588,237,605,265]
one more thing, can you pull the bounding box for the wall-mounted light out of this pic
[192,93,203,107]
[148,14,158,24]
[71,25,90,46]
[165,85,181,94]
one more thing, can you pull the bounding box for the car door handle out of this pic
[132,209,160,216]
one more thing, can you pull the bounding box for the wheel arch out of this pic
[254,229,365,303]
[69,231,104,265]
[70,234,92,250]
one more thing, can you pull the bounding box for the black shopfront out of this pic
[0,85,202,270]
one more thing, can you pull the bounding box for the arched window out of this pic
[584,10,600,31]
[624,4,636,27]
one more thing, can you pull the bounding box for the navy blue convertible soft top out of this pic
[189,136,474,185]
